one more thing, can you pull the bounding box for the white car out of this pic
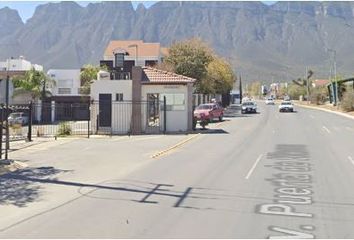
[279,101,294,112]
[265,98,275,105]
[241,101,257,114]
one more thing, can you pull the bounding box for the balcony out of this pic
[111,71,131,80]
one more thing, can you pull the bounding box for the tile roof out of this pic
[313,79,329,87]
[104,40,161,58]
[142,67,195,84]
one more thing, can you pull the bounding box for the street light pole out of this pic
[3,59,10,162]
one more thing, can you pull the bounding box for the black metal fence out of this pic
[90,100,166,135]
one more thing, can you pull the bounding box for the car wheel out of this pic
[219,115,223,122]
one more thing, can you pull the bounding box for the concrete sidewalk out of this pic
[293,100,354,120]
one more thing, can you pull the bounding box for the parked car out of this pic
[265,98,275,105]
[194,103,224,123]
[7,112,29,126]
[241,101,257,114]
[279,101,294,112]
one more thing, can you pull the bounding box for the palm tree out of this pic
[12,68,54,101]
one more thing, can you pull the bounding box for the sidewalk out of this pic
[0,138,56,175]
[293,100,354,120]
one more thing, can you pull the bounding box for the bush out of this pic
[310,86,328,105]
[57,122,72,136]
[341,90,354,112]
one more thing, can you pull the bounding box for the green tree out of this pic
[206,57,235,94]
[80,64,105,94]
[247,81,262,98]
[165,38,214,93]
[288,83,306,100]
[12,68,54,100]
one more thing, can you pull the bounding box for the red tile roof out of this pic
[104,40,161,58]
[142,67,195,84]
[313,79,329,87]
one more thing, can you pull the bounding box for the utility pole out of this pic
[239,74,243,104]
[327,49,337,106]
[305,66,310,104]
[333,51,339,108]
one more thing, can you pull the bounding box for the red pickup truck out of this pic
[194,103,224,122]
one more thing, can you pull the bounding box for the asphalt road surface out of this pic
[1,102,354,238]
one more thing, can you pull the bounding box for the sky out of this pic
[0,1,276,23]
[0,1,158,22]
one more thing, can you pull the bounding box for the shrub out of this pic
[310,86,328,105]
[341,90,354,112]
[57,122,72,136]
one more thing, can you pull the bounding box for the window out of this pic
[116,93,124,101]
[58,88,71,94]
[160,93,185,111]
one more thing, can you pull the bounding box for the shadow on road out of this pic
[193,128,229,134]
[0,167,70,207]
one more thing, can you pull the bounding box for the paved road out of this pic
[1,102,354,238]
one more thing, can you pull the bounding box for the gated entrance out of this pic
[99,94,112,127]
[146,93,160,133]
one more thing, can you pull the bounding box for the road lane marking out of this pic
[348,156,354,166]
[245,154,263,180]
[322,126,331,134]
[151,134,201,158]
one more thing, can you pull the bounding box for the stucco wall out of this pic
[142,84,189,132]
[91,80,133,134]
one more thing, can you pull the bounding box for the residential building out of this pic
[44,69,89,122]
[0,56,43,104]
[100,40,167,81]
[91,66,195,134]
[47,69,82,96]
[312,79,329,88]
[0,56,43,71]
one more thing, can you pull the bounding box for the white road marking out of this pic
[309,115,315,119]
[348,156,354,166]
[322,126,331,134]
[245,154,263,180]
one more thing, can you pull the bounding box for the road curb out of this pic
[294,103,354,120]
[151,133,201,159]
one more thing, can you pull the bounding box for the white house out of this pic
[0,56,43,104]
[0,56,43,71]
[91,66,195,134]
[47,69,82,96]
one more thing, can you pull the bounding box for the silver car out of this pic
[8,112,29,126]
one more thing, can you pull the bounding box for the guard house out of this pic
[90,40,194,134]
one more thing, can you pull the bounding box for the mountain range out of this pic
[1,1,354,82]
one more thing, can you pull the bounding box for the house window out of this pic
[50,74,56,78]
[160,93,185,111]
[58,88,71,94]
[116,93,124,101]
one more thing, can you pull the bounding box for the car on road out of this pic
[241,101,257,114]
[194,103,224,122]
[265,98,275,105]
[279,101,294,112]
[7,112,29,126]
